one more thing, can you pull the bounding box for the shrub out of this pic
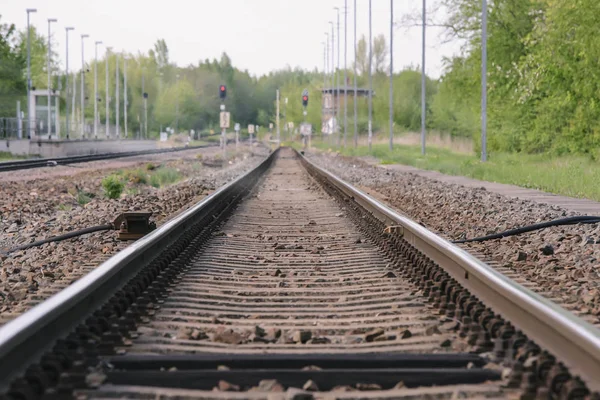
[102,175,125,199]
[146,163,157,171]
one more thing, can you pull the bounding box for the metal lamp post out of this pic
[329,21,335,139]
[94,40,102,139]
[105,47,111,138]
[26,8,37,139]
[80,34,89,138]
[116,54,119,139]
[344,0,348,148]
[124,56,128,138]
[334,7,341,147]
[368,0,373,152]
[481,0,488,161]
[175,74,180,133]
[421,0,427,155]
[47,18,57,139]
[389,0,394,150]
[353,0,358,148]
[65,27,74,139]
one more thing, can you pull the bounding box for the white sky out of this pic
[3,0,461,79]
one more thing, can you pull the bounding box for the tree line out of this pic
[4,2,596,155]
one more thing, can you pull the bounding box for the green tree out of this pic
[0,16,25,116]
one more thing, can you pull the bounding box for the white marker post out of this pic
[234,122,240,149]
[248,124,255,144]
[219,106,230,157]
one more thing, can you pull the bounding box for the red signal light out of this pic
[220,86,225,91]
[303,96,308,101]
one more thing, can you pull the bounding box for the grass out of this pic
[149,167,182,188]
[314,142,600,202]
[0,151,28,161]
[76,190,94,205]
[102,175,125,199]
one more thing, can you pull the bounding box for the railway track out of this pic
[0,148,599,399]
[0,144,216,172]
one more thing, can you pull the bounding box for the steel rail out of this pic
[0,149,276,390]
[1,147,599,393]
[299,151,600,391]
[0,143,218,172]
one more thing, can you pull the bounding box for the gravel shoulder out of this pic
[307,151,600,326]
[0,144,269,324]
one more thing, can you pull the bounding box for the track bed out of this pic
[81,151,508,398]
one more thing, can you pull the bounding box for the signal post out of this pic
[219,85,230,156]
[301,89,311,151]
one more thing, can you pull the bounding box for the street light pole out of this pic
[175,74,180,133]
[368,0,373,152]
[47,18,57,139]
[124,56,128,138]
[105,47,111,138]
[334,7,341,147]
[329,21,335,138]
[80,34,89,138]
[421,0,427,155]
[65,27,74,140]
[322,41,326,95]
[481,0,488,162]
[325,32,329,131]
[94,40,102,139]
[116,54,119,139]
[344,0,348,148]
[389,0,394,151]
[353,0,358,148]
[26,9,37,139]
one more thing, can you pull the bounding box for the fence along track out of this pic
[1,148,598,399]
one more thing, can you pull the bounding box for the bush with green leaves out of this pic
[102,175,125,199]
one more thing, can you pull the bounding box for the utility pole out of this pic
[353,0,358,148]
[344,0,348,148]
[94,40,102,139]
[124,56,128,138]
[175,74,180,133]
[389,0,394,150]
[368,0,373,152]
[26,9,37,139]
[335,7,341,147]
[72,72,76,135]
[481,0,488,162]
[81,34,88,138]
[105,47,111,138]
[47,18,57,139]
[142,71,147,139]
[325,32,329,136]
[276,89,280,144]
[329,21,335,139]
[116,54,119,139]
[322,41,326,96]
[65,27,74,140]
[284,97,288,141]
[421,0,427,155]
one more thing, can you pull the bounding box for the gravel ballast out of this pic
[0,145,269,323]
[307,152,600,325]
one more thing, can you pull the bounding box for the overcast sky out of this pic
[3,0,461,79]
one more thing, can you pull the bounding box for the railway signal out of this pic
[219,85,227,100]
[302,94,308,107]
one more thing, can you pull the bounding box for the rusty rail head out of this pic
[297,150,600,392]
